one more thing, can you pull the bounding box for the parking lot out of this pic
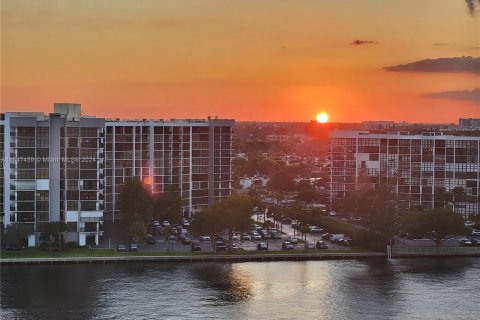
[99,219,353,253]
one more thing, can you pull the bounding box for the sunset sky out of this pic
[1,0,479,122]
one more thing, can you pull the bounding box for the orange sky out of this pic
[1,0,479,122]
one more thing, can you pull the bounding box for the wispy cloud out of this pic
[351,40,378,45]
[385,56,480,75]
[422,88,480,104]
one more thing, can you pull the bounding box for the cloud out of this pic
[465,0,480,16]
[351,40,378,45]
[384,56,480,75]
[422,88,480,104]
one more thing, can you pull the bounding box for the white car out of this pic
[241,233,251,241]
[289,237,299,244]
[232,233,241,241]
[329,211,337,216]
[200,235,211,242]
[163,221,170,227]
[472,230,480,236]
[252,234,262,241]
[309,226,324,233]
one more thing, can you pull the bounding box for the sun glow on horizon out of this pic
[316,112,329,123]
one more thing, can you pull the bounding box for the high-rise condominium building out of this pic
[104,118,234,222]
[329,130,480,218]
[1,104,234,246]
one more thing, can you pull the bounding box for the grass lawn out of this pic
[1,247,372,259]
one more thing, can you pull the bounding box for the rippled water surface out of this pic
[1,258,479,319]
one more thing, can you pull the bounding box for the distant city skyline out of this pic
[1,0,479,123]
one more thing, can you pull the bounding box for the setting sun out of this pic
[316,112,329,123]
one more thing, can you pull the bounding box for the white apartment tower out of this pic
[1,105,234,246]
[329,130,480,218]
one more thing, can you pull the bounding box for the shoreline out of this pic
[1,252,385,265]
[2,250,480,266]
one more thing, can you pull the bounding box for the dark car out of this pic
[117,244,127,253]
[304,243,316,250]
[191,242,202,251]
[129,243,138,252]
[216,241,227,251]
[459,238,473,246]
[316,241,328,249]
[257,242,268,251]
[144,234,156,244]
[281,241,294,250]
[471,238,480,246]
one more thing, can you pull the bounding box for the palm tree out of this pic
[299,224,311,242]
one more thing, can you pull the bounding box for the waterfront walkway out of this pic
[0,252,385,266]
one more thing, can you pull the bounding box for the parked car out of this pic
[232,233,241,241]
[472,230,480,236]
[144,234,156,244]
[167,235,176,241]
[331,234,347,242]
[162,221,170,227]
[271,232,283,239]
[129,243,138,252]
[304,243,316,250]
[289,236,299,244]
[191,242,202,251]
[216,241,228,251]
[262,232,272,239]
[241,233,252,241]
[181,237,191,245]
[316,241,328,249]
[459,238,473,246]
[257,242,268,251]
[471,238,480,246]
[252,233,262,241]
[338,238,352,246]
[282,241,294,250]
[329,211,337,216]
[309,226,324,233]
[117,244,127,253]
[320,233,333,240]
[228,243,239,251]
[200,235,211,242]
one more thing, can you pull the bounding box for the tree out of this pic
[268,171,296,193]
[40,222,67,253]
[3,223,31,247]
[452,187,466,211]
[434,187,448,209]
[341,188,398,250]
[119,177,153,225]
[191,194,254,252]
[296,188,321,209]
[130,221,146,244]
[299,224,311,242]
[262,220,274,231]
[163,225,176,241]
[403,208,468,246]
[154,187,182,223]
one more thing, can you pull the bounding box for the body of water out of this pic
[1,258,479,319]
